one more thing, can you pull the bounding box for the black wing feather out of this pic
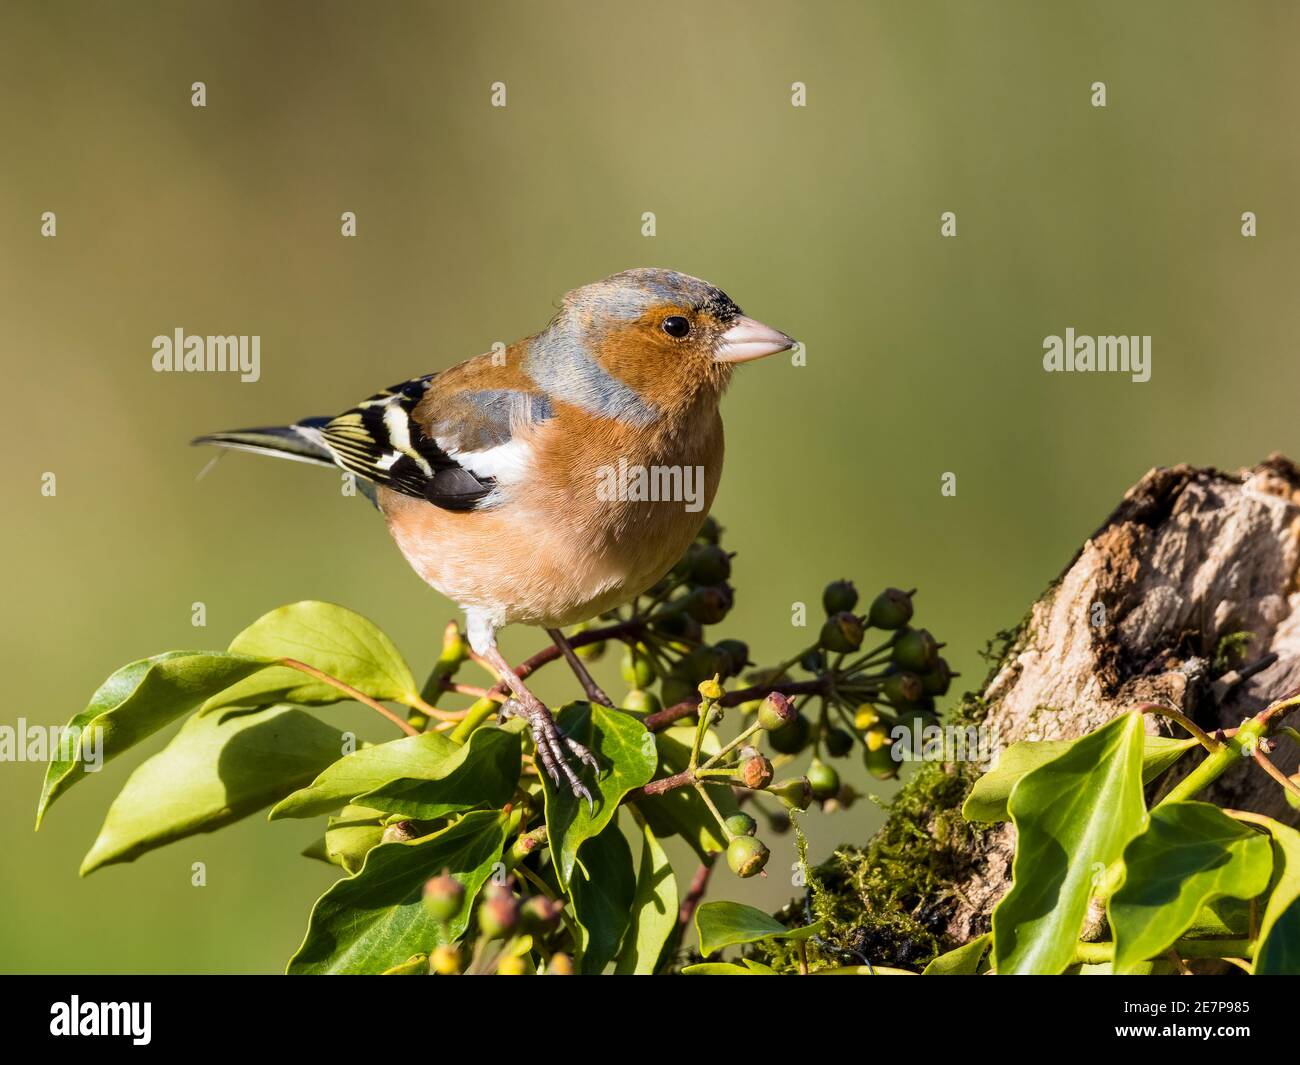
[317,376,496,509]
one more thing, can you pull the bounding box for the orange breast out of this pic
[378,402,723,627]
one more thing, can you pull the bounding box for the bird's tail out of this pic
[191,417,336,468]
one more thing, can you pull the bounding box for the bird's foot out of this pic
[501,695,600,811]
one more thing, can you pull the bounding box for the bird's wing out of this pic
[421,388,554,488]
[314,375,551,512]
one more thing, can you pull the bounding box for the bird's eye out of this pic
[662,315,691,338]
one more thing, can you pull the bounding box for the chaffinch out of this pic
[195,268,796,802]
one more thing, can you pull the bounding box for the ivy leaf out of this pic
[36,651,271,827]
[695,901,824,958]
[356,726,521,820]
[1108,801,1272,973]
[81,704,346,875]
[381,954,429,975]
[270,731,458,819]
[1252,816,1300,974]
[205,601,417,711]
[682,961,775,975]
[615,818,679,974]
[288,810,509,974]
[991,712,1147,975]
[636,725,739,861]
[272,724,520,823]
[301,836,332,865]
[569,822,636,975]
[1185,897,1251,938]
[540,702,657,888]
[963,733,1198,822]
[325,805,387,874]
[922,933,991,975]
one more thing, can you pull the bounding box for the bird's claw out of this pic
[563,735,601,772]
[504,697,599,811]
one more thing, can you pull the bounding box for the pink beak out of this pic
[714,316,798,363]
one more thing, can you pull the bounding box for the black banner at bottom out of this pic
[0,973,1292,1051]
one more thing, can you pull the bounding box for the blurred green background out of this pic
[2,0,1298,972]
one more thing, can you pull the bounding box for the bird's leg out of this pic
[467,617,598,808]
[547,627,616,708]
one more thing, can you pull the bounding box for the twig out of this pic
[1138,702,1223,752]
[280,658,418,736]
[626,768,694,801]
[1250,747,1300,800]
[675,859,715,947]
[445,682,505,702]
[485,619,646,697]
[644,679,826,733]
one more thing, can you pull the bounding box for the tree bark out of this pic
[852,455,1300,954]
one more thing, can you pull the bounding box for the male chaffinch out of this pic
[195,268,796,802]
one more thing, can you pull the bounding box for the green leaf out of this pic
[325,805,387,874]
[288,810,509,974]
[381,954,429,975]
[540,702,656,887]
[615,818,679,974]
[1253,816,1300,974]
[356,725,521,820]
[963,733,1198,822]
[1186,897,1251,938]
[991,712,1147,975]
[301,836,332,864]
[636,725,739,861]
[270,731,458,819]
[1108,801,1272,973]
[80,704,346,874]
[1077,959,1172,975]
[272,724,521,823]
[205,601,417,710]
[36,651,271,827]
[695,900,824,958]
[569,822,637,974]
[682,961,775,975]
[922,933,991,975]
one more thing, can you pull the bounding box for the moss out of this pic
[1213,631,1256,674]
[756,612,1031,973]
[756,759,988,972]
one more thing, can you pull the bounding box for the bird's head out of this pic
[526,268,796,420]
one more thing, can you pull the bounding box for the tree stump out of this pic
[823,455,1300,963]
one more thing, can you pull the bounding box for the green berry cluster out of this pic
[571,516,750,717]
[568,529,956,885]
[751,581,956,786]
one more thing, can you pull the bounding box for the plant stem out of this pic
[1158,716,1268,806]
[692,780,730,833]
[769,644,818,683]
[700,721,763,771]
[415,620,470,726]
[449,696,499,743]
[503,826,549,872]
[1251,747,1300,800]
[1074,938,1254,965]
[1137,701,1223,753]
[279,658,418,737]
[643,679,826,733]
